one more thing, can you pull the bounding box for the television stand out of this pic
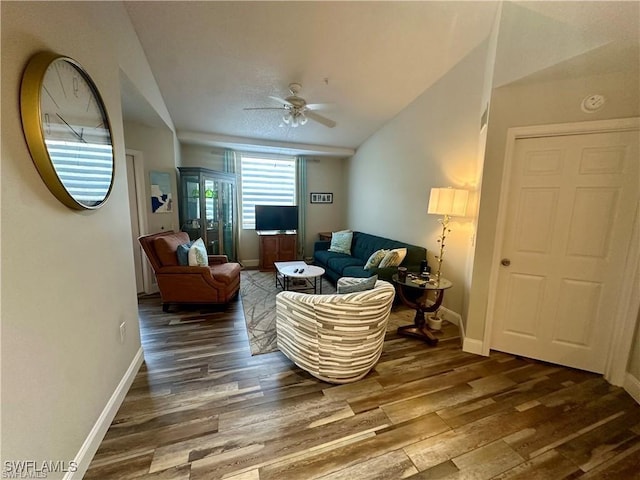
[257,231,298,271]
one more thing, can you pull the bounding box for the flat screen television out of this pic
[255,205,298,231]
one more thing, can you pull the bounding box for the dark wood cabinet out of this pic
[178,167,237,261]
[258,232,297,270]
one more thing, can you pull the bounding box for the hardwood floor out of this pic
[86,294,640,479]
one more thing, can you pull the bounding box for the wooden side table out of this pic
[392,274,453,346]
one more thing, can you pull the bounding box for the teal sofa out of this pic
[313,231,427,283]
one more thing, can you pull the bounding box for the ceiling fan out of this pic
[244,83,336,128]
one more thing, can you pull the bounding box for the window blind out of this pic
[46,140,113,205]
[240,154,296,229]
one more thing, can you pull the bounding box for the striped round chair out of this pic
[275,278,396,384]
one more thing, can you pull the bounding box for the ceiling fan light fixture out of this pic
[283,109,306,128]
[247,83,335,129]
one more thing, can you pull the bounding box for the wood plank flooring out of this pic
[86,293,640,479]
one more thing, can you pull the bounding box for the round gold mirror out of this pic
[20,52,114,210]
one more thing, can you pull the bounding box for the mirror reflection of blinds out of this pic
[45,140,113,205]
[240,155,296,229]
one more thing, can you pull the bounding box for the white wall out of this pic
[1,2,174,476]
[304,157,348,257]
[346,40,491,315]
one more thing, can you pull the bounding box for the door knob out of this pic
[501,258,511,267]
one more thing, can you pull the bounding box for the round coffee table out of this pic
[392,273,453,346]
[274,261,325,294]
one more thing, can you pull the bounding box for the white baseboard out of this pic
[66,347,144,479]
[463,337,485,355]
[438,306,461,328]
[242,259,259,268]
[624,372,640,405]
[438,307,486,356]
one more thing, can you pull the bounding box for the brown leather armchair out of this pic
[139,231,241,312]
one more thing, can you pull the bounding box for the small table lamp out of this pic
[427,187,469,285]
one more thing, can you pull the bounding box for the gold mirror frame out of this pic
[20,52,115,210]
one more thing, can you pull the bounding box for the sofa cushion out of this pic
[342,266,374,278]
[337,275,378,294]
[328,230,353,255]
[188,238,208,267]
[327,256,364,275]
[379,248,407,268]
[364,249,388,269]
[314,249,344,265]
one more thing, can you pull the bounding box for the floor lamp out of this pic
[427,187,469,286]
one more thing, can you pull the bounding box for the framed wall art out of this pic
[310,192,333,204]
[150,171,173,213]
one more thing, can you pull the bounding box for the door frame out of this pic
[483,117,640,386]
[126,149,155,294]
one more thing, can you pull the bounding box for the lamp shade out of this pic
[428,187,468,217]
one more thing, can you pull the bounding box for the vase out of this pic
[427,315,442,331]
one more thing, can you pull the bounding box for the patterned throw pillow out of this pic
[328,230,353,255]
[337,275,378,294]
[188,238,208,267]
[379,248,407,268]
[176,241,194,266]
[364,249,389,270]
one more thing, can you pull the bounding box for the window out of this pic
[240,154,296,229]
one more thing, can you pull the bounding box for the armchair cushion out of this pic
[154,233,189,267]
[176,241,194,266]
[337,275,378,294]
[209,263,241,285]
[188,238,208,266]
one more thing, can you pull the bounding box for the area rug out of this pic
[240,269,335,355]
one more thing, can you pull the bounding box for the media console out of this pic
[257,231,297,271]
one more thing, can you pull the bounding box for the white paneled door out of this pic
[491,130,639,373]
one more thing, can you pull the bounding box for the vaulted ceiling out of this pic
[122,1,639,153]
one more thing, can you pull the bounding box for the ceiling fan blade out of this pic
[243,107,286,111]
[305,103,333,111]
[268,95,293,106]
[306,110,336,128]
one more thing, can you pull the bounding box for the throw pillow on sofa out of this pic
[364,249,389,269]
[328,230,353,255]
[337,275,378,294]
[176,240,194,266]
[188,238,208,267]
[379,248,407,268]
